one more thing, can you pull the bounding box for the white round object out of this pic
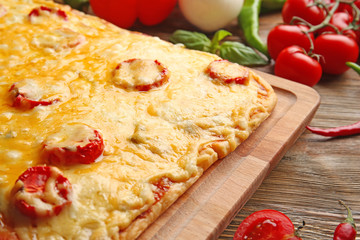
[179,0,244,32]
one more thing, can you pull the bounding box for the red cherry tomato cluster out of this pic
[267,0,360,87]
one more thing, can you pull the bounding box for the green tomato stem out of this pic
[307,0,340,33]
[339,200,356,230]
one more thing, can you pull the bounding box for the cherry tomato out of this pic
[234,209,301,240]
[43,124,104,165]
[317,12,357,41]
[206,60,249,85]
[267,25,314,60]
[113,59,170,91]
[9,82,58,110]
[12,166,72,218]
[275,46,322,87]
[334,223,357,240]
[314,34,359,75]
[282,0,326,26]
[90,0,176,29]
[90,0,137,29]
[28,6,68,21]
[329,0,360,17]
[138,0,177,26]
[333,201,357,240]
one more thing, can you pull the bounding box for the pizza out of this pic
[0,0,277,239]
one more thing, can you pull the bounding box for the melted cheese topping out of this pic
[0,0,276,239]
[113,59,167,90]
[208,60,250,85]
[0,4,7,17]
[31,28,86,52]
[10,78,70,101]
[13,166,71,217]
[44,123,98,150]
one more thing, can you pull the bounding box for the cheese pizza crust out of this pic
[0,1,276,239]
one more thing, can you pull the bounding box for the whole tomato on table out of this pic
[233,209,301,240]
[317,12,357,41]
[274,46,322,87]
[267,24,314,60]
[333,201,357,240]
[282,0,326,25]
[89,0,177,28]
[314,34,359,75]
[268,0,360,86]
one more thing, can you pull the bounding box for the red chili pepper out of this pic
[89,0,177,29]
[334,200,357,240]
[306,121,360,137]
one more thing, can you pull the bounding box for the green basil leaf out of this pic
[219,41,268,66]
[64,0,89,10]
[210,30,232,53]
[170,30,211,52]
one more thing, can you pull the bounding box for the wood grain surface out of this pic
[130,8,360,240]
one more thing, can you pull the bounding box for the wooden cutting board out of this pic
[138,71,321,240]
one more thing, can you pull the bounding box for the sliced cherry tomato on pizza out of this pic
[267,25,314,60]
[9,80,59,110]
[28,6,68,23]
[112,58,170,91]
[234,209,301,240]
[275,46,322,87]
[137,177,173,219]
[0,4,7,18]
[12,166,72,218]
[206,60,249,85]
[32,28,86,51]
[314,34,359,75]
[43,123,104,165]
[153,177,173,203]
[282,0,326,25]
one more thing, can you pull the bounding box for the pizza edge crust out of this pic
[118,72,277,240]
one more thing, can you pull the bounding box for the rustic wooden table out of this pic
[132,8,360,240]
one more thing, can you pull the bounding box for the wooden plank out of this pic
[138,74,320,239]
[221,13,360,240]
